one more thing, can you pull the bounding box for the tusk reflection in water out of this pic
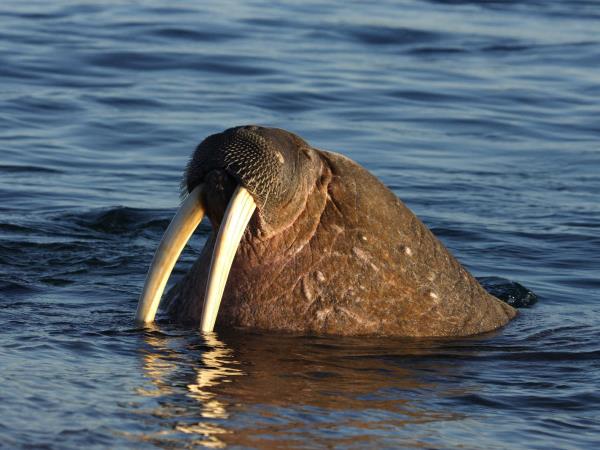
[185,332,243,420]
[138,329,243,449]
[137,325,176,398]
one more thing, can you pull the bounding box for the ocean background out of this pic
[1,1,599,448]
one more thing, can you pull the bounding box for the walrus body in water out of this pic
[136,125,516,336]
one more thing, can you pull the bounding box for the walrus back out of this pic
[319,149,516,336]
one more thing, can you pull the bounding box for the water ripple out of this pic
[1,0,599,448]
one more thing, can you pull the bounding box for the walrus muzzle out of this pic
[135,183,256,332]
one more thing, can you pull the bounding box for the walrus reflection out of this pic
[135,330,472,448]
[137,330,240,448]
[137,125,517,336]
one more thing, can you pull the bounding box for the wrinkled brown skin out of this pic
[165,127,516,337]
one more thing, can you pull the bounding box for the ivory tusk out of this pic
[135,184,205,324]
[200,186,256,332]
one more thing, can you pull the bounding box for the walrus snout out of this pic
[185,126,286,213]
[184,126,321,226]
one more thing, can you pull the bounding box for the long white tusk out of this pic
[135,184,205,324]
[200,186,256,332]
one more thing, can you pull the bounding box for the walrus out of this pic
[136,125,516,336]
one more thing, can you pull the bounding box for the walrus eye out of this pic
[135,184,256,332]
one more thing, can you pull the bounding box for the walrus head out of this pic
[136,125,325,332]
[186,125,322,234]
[136,125,516,337]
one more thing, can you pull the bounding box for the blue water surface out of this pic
[1,1,599,448]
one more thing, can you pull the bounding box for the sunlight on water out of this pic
[137,331,242,447]
[0,0,599,448]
